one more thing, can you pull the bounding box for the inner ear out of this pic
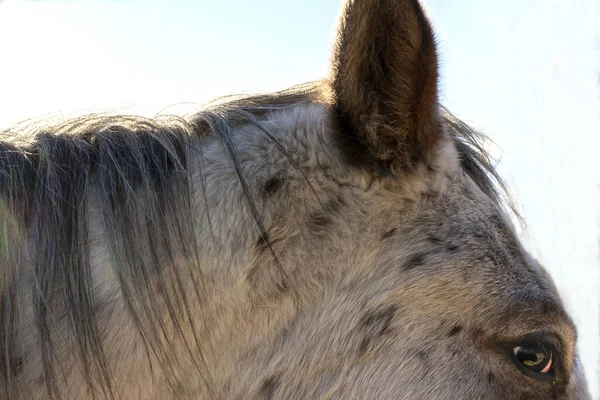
[331,0,442,172]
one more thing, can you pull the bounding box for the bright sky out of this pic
[0,0,598,396]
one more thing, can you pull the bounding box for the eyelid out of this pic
[498,331,561,351]
[496,332,564,382]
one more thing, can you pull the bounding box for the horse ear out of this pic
[331,0,442,171]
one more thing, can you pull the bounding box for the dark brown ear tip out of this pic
[330,0,443,172]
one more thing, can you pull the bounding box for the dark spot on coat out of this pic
[403,244,457,270]
[487,372,494,383]
[259,374,280,399]
[404,249,440,269]
[325,196,343,214]
[263,176,284,197]
[254,235,270,253]
[308,212,332,229]
[358,305,397,354]
[428,236,444,244]
[247,233,289,297]
[381,228,397,240]
[11,356,23,375]
[470,327,484,343]
[307,196,345,233]
[447,325,463,337]
[446,244,459,252]
[415,350,429,362]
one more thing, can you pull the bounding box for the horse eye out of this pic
[513,345,553,374]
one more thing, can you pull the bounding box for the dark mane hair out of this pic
[0,81,516,398]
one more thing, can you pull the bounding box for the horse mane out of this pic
[0,81,517,398]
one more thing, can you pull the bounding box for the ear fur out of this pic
[331,0,442,172]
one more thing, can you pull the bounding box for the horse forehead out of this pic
[454,201,572,323]
[258,104,564,312]
[392,180,559,290]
